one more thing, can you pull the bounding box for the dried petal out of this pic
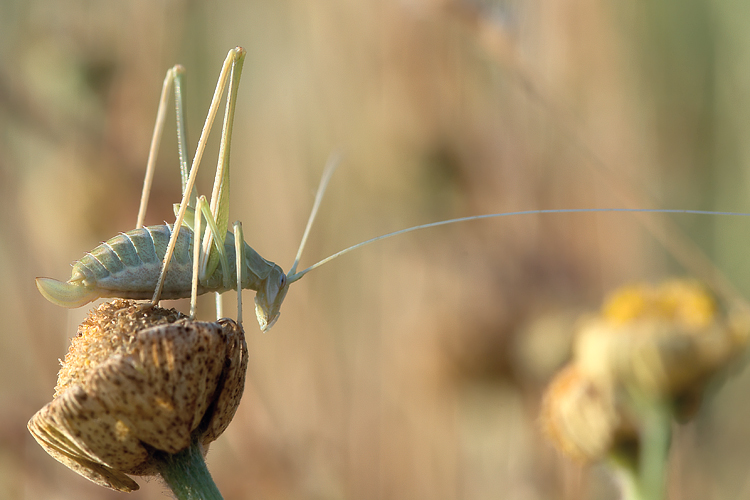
[29,393,141,491]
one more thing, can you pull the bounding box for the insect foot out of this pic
[28,299,248,494]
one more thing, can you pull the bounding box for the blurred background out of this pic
[3,0,750,498]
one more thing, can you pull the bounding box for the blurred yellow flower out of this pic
[577,280,748,397]
[543,279,750,462]
[602,280,716,329]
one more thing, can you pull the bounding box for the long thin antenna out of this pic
[288,153,342,277]
[288,207,750,282]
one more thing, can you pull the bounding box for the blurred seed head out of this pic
[575,280,749,398]
[542,279,750,462]
[540,364,636,462]
[28,299,248,492]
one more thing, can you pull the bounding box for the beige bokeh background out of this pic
[3,1,750,498]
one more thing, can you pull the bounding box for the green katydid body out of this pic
[35,222,289,332]
[37,47,290,332]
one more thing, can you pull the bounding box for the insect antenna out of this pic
[287,152,342,281]
[289,207,750,296]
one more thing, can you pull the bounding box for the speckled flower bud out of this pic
[574,280,750,399]
[28,299,248,492]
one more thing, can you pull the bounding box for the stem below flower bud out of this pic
[157,439,224,500]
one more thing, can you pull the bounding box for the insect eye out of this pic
[279,274,287,288]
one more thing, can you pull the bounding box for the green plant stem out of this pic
[638,400,671,500]
[608,396,672,500]
[157,439,224,500]
[608,449,641,500]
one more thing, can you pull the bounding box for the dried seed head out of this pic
[28,299,248,492]
[542,279,750,462]
[575,280,749,398]
[540,364,636,462]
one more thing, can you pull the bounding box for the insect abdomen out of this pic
[36,223,279,309]
[72,225,196,299]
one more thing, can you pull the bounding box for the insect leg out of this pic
[215,292,224,320]
[201,48,245,283]
[151,47,245,306]
[233,221,245,324]
[188,195,235,317]
[136,65,194,229]
[190,197,205,319]
[173,66,197,208]
[194,199,232,289]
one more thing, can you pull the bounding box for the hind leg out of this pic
[233,221,245,324]
[151,47,245,306]
[135,65,196,230]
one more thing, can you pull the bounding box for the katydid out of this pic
[34,47,750,332]
[35,47,326,332]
